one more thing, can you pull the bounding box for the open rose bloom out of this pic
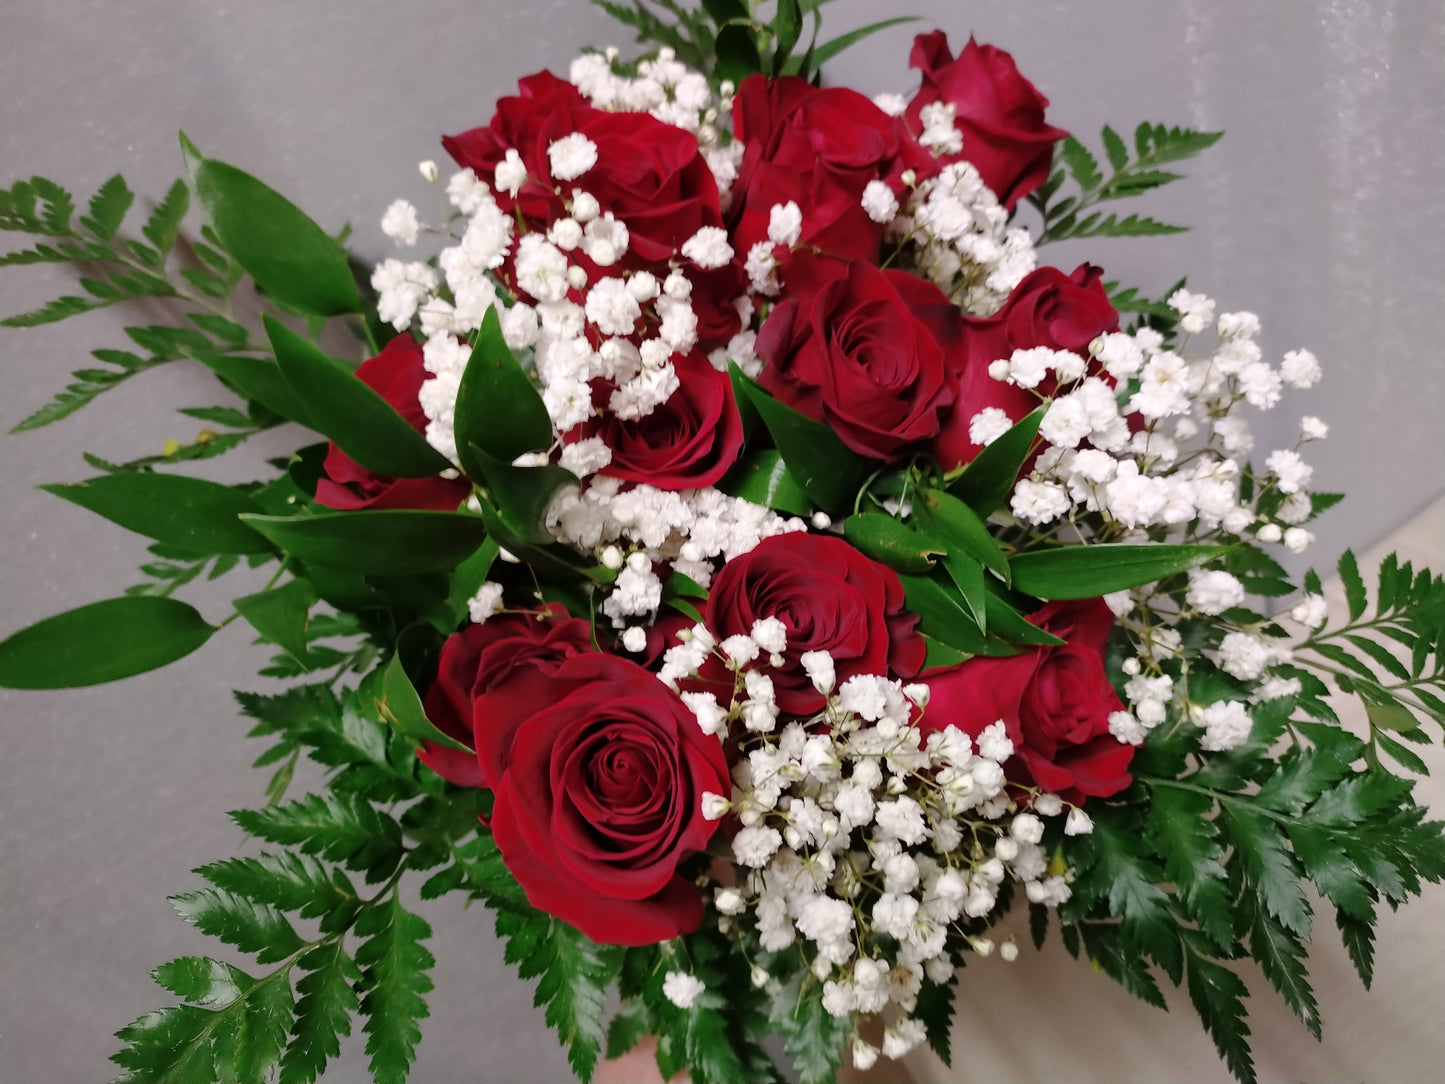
[3,9,1440,1084]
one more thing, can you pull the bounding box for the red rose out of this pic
[729,76,930,265]
[933,264,1119,470]
[418,606,595,787]
[314,335,471,512]
[756,257,961,461]
[904,32,1068,209]
[921,598,1134,804]
[704,533,926,716]
[443,72,742,350]
[575,350,745,489]
[484,653,730,945]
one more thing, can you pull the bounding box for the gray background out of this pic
[2,2,1442,1082]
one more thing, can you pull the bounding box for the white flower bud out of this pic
[418,159,439,183]
[1000,940,1019,962]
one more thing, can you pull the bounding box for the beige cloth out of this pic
[903,498,1445,1084]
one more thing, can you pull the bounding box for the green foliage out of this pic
[281,939,361,1083]
[719,448,813,517]
[239,509,489,576]
[593,0,914,87]
[1009,543,1227,600]
[40,471,272,555]
[729,362,869,515]
[0,174,277,433]
[1031,123,1223,244]
[0,595,215,689]
[354,892,436,1084]
[182,134,360,316]
[768,971,847,1084]
[265,316,448,478]
[1295,552,1444,768]
[232,792,405,883]
[450,833,622,1083]
[945,405,1045,515]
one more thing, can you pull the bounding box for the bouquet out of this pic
[2,4,1441,1082]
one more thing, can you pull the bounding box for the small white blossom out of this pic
[1200,700,1253,752]
[1064,807,1094,836]
[767,201,803,246]
[732,825,783,868]
[1187,569,1246,616]
[1265,448,1313,495]
[466,582,505,624]
[494,148,527,196]
[681,225,734,268]
[547,133,598,181]
[861,180,899,224]
[380,199,420,246]
[662,971,705,1009]
[1280,349,1322,388]
[1290,594,1329,629]
[968,407,1013,447]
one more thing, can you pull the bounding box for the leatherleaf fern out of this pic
[1045,552,1445,1084]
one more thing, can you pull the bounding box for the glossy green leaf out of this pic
[946,406,1045,516]
[0,596,215,688]
[453,305,553,481]
[810,16,920,67]
[375,636,472,753]
[919,633,967,670]
[843,513,946,575]
[1009,543,1227,599]
[447,536,501,623]
[234,577,317,665]
[729,364,868,514]
[182,134,359,316]
[983,591,1066,647]
[900,572,1021,658]
[715,22,764,84]
[266,316,448,478]
[193,350,316,428]
[940,552,987,632]
[240,510,487,575]
[41,472,271,555]
[771,0,803,75]
[470,444,577,546]
[721,448,812,517]
[915,488,1010,581]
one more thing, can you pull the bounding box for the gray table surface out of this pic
[2,2,1442,1081]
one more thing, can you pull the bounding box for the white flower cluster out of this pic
[977,296,1331,755]
[661,630,1089,1066]
[569,47,718,138]
[547,479,806,627]
[887,161,1037,315]
[1002,299,1322,551]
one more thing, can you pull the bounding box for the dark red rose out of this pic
[483,653,730,945]
[442,72,742,350]
[704,532,926,716]
[314,335,471,512]
[729,76,930,265]
[921,598,1134,804]
[576,350,744,489]
[904,32,1068,209]
[933,263,1119,470]
[418,605,595,787]
[756,257,961,461]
